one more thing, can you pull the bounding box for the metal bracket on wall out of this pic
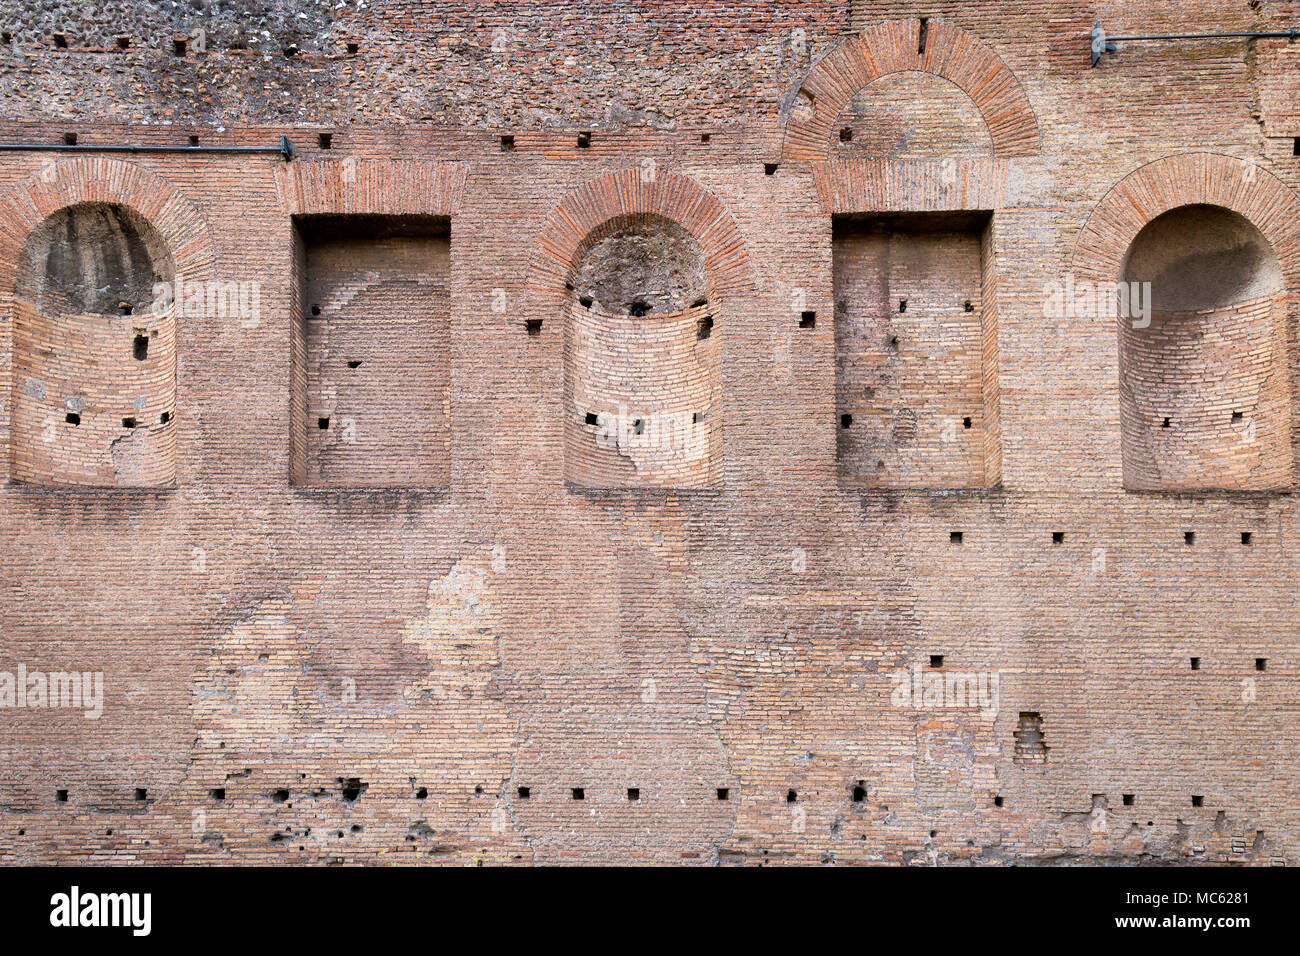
[1091,22,1300,67]
[0,133,295,160]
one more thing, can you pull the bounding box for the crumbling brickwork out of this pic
[1,1,1300,866]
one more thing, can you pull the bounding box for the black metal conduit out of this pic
[1091,24,1300,66]
[0,133,294,160]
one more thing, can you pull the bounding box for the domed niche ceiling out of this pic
[565,214,722,489]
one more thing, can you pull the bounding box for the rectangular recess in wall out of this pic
[291,214,451,488]
[833,211,1000,490]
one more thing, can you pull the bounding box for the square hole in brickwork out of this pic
[1256,658,1267,671]
[1161,417,1170,428]
[585,412,598,426]
[1241,531,1252,545]
[627,788,639,801]
[415,787,427,799]
[1192,795,1204,807]
[209,788,225,801]
[1190,657,1201,670]
[294,214,451,488]
[133,334,149,361]
[701,133,711,143]
[571,787,584,800]
[840,127,853,142]
[964,300,975,312]
[1294,137,1300,156]
[63,132,76,145]
[1123,794,1134,806]
[716,787,729,800]
[993,794,1004,807]
[898,298,907,313]
[852,783,866,802]
[962,416,972,429]
[841,413,853,429]
[517,786,530,799]
[135,788,147,801]
[799,311,816,328]
[318,132,333,149]
[122,417,136,429]
[273,788,289,802]
[525,318,543,336]
[1013,712,1047,764]
[500,134,515,151]
[1,32,12,45]
[697,314,713,339]
[950,531,963,544]
[786,789,798,803]
[577,131,591,149]
[1052,531,1064,544]
[56,789,68,802]
[65,412,79,426]
[53,33,67,48]
[340,778,365,801]
[346,41,359,55]
[764,163,778,175]
[929,654,943,668]
[173,38,186,56]
[1184,531,1195,545]
[160,411,171,424]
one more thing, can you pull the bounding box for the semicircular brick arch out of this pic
[781,18,1040,162]
[524,168,753,313]
[0,156,216,290]
[1071,152,1300,287]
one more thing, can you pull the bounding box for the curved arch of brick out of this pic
[0,157,216,289]
[781,19,1040,162]
[1072,152,1300,287]
[525,168,753,311]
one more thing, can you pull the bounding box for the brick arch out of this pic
[524,168,752,314]
[0,157,216,292]
[1071,152,1300,288]
[781,18,1040,162]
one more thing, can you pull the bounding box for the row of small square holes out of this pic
[992,794,1209,809]
[30,35,361,56]
[948,531,1256,545]
[54,788,147,802]
[513,786,869,803]
[500,132,722,152]
[932,653,1268,672]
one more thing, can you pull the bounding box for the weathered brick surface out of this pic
[0,3,1299,866]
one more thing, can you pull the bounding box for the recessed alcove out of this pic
[834,211,1000,489]
[291,214,451,488]
[1118,204,1290,491]
[10,203,177,486]
[564,214,722,489]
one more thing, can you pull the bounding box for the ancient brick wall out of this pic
[1,1,1299,866]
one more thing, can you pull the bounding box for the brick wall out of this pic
[0,2,1299,866]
